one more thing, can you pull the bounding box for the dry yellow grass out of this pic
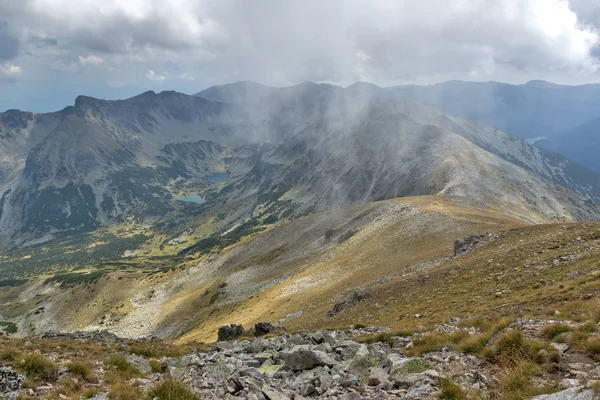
[177,196,600,343]
[6,195,600,345]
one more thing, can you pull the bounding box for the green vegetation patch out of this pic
[45,270,109,287]
[180,218,265,255]
[0,231,150,279]
[393,358,431,376]
[0,279,28,287]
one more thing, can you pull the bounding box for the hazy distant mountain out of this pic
[383,80,600,141]
[199,80,600,141]
[537,118,600,173]
[1,81,600,245]
[205,88,600,225]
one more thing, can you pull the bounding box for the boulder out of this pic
[0,367,25,400]
[262,388,289,400]
[254,322,278,337]
[368,367,391,388]
[311,331,324,344]
[280,345,336,371]
[218,324,244,341]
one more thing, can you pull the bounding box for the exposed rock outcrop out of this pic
[328,288,369,317]
[218,324,244,341]
[453,233,498,256]
[254,322,282,337]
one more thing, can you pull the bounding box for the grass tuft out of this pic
[104,355,141,383]
[109,382,142,400]
[438,378,466,400]
[17,353,58,381]
[149,359,162,373]
[540,323,572,340]
[406,331,468,356]
[66,360,97,382]
[585,337,600,356]
[147,378,199,400]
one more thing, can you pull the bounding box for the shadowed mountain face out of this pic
[537,117,600,173]
[0,82,599,245]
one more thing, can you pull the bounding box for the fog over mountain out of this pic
[0,81,599,247]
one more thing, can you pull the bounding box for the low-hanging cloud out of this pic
[2,0,600,110]
[0,63,22,83]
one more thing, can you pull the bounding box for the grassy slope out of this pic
[176,195,527,342]
[178,197,600,343]
[5,194,600,346]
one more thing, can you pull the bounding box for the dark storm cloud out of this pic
[0,22,19,60]
[2,0,600,111]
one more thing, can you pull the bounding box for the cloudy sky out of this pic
[2,0,600,111]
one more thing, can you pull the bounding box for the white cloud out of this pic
[2,0,600,101]
[78,54,104,65]
[146,69,166,81]
[0,63,22,81]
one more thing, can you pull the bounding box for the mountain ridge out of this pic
[0,84,599,247]
[198,79,600,142]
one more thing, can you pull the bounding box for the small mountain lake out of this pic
[176,195,206,204]
[205,172,230,184]
[176,173,230,204]
[0,320,17,334]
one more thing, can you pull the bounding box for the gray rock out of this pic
[0,367,24,400]
[311,332,324,344]
[368,367,391,387]
[560,379,583,390]
[280,346,336,371]
[405,382,436,399]
[337,340,368,358]
[528,387,599,399]
[254,353,273,364]
[125,354,152,374]
[552,343,570,353]
[393,373,430,389]
[300,384,316,396]
[338,393,365,400]
[245,359,261,368]
[262,388,289,400]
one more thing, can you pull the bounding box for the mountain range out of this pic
[201,79,600,140]
[0,81,600,247]
[4,81,600,400]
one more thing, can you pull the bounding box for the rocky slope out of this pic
[3,320,600,399]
